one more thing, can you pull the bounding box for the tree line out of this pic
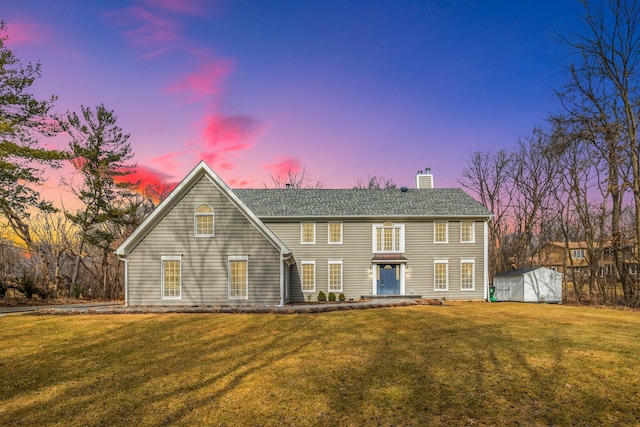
[0,22,156,301]
[461,0,640,306]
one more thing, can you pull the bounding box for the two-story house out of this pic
[536,242,590,275]
[116,162,493,306]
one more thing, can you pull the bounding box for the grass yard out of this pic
[1,303,639,426]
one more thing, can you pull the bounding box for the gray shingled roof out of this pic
[234,188,492,218]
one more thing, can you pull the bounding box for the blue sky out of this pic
[3,0,585,198]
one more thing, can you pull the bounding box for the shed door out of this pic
[494,279,512,301]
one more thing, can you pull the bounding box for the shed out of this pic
[493,267,562,303]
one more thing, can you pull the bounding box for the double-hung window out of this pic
[194,204,214,237]
[161,255,182,300]
[328,261,343,292]
[373,224,404,253]
[460,260,475,291]
[434,260,448,291]
[328,222,343,244]
[229,256,248,299]
[301,222,316,244]
[301,261,316,292]
[461,221,474,243]
[434,222,448,243]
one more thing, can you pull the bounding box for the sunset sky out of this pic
[3,0,585,203]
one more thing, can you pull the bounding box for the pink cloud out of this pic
[194,114,258,170]
[216,161,235,171]
[200,114,259,150]
[265,157,303,176]
[3,20,48,45]
[165,60,234,102]
[114,164,178,201]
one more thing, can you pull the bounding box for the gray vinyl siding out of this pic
[267,221,374,301]
[127,176,282,306]
[264,219,487,301]
[405,220,486,300]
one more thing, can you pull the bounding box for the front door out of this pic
[377,264,400,294]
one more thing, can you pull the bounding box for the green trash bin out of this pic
[489,286,497,302]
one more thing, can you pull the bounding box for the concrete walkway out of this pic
[3,298,421,315]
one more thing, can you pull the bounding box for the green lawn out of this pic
[1,303,639,426]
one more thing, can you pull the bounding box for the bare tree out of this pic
[267,166,323,189]
[29,212,79,296]
[507,129,563,269]
[354,175,397,189]
[556,0,640,302]
[460,149,514,276]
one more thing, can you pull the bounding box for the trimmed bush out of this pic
[328,292,336,301]
[317,291,327,301]
[338,293,346,302]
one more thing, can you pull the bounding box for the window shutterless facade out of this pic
[434,260,448,291]
[228,256,248,299]
[301,261,316,292]
[460,260,475,290]
[301,222,316,244]
[461,221,474,243]
[328,261,343,292]
[194,204,214,237]
[328,222,343,244]
[434,222,448,243]
[161,255,182,300]
[372,224,405,253]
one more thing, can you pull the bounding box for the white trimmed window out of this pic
[161,255,182,300]
[229,256,248,299]
[461,260,475,290]
[434,222,448,243]
[328,261,343,292]
[301,261,316,292]
[571,249,585,259]
[194,204,214,237]
[301,222,316,244]
[434,260,448,291]
[328,222,343,244]
[373,224,405,253]
[461,221,475,243]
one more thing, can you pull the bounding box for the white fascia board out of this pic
[115,161,208,256]
[115,161,291,257]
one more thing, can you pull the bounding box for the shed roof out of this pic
[494,267,553,278]
[234,188,492,218]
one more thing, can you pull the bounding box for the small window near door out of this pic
[372,224,404,253]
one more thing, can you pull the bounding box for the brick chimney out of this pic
[415,168,433,189]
